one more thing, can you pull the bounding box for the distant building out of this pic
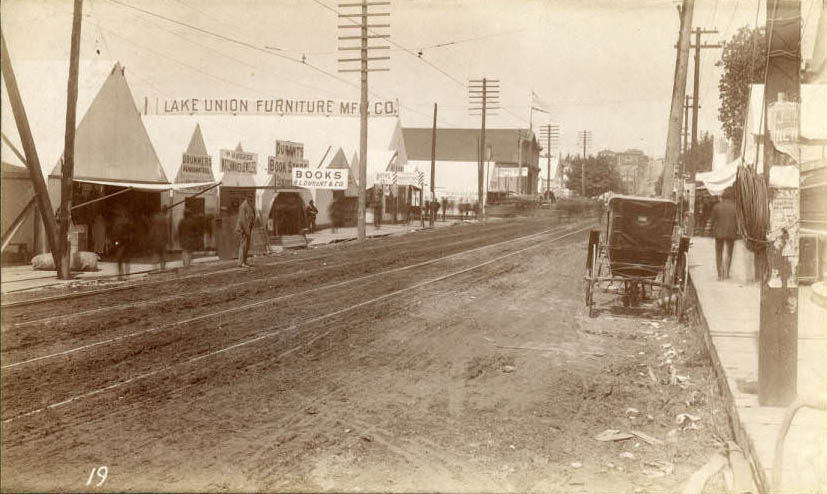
[598,148,651,195]
[402,128,541,200]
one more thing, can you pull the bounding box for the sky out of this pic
[1,0,823,158]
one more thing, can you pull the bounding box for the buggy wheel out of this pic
[674,290,683,319]
[585,247,597,317]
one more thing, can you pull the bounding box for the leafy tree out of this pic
[681,132,714,176]
[564,155,622,197]
[716,26,767,151]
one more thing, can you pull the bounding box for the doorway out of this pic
[268,192,306,236]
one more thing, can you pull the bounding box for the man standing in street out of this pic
[306,200,318,233]
[178,210,201,267]
[150,208,169,271]
[236,198,255,268]
[711,187,738,280]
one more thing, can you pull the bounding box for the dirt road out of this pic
[1,211,731,493]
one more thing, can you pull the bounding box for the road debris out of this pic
[570,462,583,469]
[642,460,674,478]
[630,430,665,446]
[594,429,634,442]
[682,452,726,494]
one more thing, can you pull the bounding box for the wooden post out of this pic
[58,0,84,279]
[356,0,368,241]
[662,0,694,199]
[0,34,61,272]
[430,103,437,228]
[479,80,487,219]
[758,0,800,406]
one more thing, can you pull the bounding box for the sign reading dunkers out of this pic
[148,97,399,117]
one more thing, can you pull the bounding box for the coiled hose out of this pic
[734,165,769,252]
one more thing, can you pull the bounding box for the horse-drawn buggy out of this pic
[584,195,690,318]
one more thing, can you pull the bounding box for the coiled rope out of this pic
[735,165,770,252]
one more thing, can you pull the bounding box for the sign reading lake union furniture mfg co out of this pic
[292,168,348,190]
[153,97,399,117]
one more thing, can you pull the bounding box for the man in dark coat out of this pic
[236,199,256,267]
[178,211,202,267]
[110,206,132,279]
[150,209,169,270]
[711,187,738,280]
[306,200,318,233]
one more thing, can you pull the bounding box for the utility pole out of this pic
[58,0,84,280]
[539,124,560,197]
[683,94,690,157]
[469,78,499,218]
[1,33,61,272]
[338,0,390,241]
[689,28,721,150]
[429,103,437,228]
[577,130,592,197]
[758,0,801,406]
[662,0,694,199]
[517,133,523,194]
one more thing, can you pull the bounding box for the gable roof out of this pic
[172,124,216,184]
[47,63,168,184]
[402,128,537,163]
[142,114,406,186]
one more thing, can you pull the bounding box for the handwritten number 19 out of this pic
[86,466,108,487]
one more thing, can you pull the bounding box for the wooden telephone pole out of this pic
[662,0,694,199]
[57,0,84,280]
[337,0,390,241]
[469,78,499,218]
[758,0,801,406]
[689,28,721,151]
[429,103,437,228]
[539,125,560,197]
[577,130,592,197]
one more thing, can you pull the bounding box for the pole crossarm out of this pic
[336,0,391,241]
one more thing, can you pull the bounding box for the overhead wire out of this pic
[308,0,530,127]
[100,0,439,123]
[91,3,342,98]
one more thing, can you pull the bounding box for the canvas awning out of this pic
[696,159,738,195]
[73,177,216,192]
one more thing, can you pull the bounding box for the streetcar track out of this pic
[0,219,531,309]
[1,220,543,325]
[2,222,587,369]
[1,225,589,424]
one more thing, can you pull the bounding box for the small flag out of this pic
[531,91,551,114]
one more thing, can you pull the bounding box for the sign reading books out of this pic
[293,168,348,190]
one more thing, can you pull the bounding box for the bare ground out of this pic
[1,213,732,493]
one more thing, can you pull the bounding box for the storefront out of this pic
[166,124,219,251]
[141,111,408,233]
[43,64,180,259]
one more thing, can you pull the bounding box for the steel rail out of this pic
[0,218,537,308]
[1,224,590,424]
[3,221,562,329]
[2,222,590,372]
